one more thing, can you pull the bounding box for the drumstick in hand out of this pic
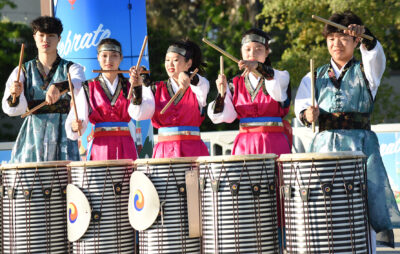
[127,36,148,100]
[312,15,373,40]
[13,44,25,103]
[160,69,199,114]
[202,38,262,76]
[21,89,69,118]
[219,56,226,96]
[310,59,316,133]
[68,73,81,136]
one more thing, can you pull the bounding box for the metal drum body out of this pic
[135,157,201,254]
[0,161,70,253]
[198,154,278,254]
[278,152,371,254]
[68,160,135,253]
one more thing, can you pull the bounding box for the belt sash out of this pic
[93,122,131,138]
[239,117,284,133]
[318,112,371,132]
[158,126,200,142]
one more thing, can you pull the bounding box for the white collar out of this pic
[102,74,119,95]
[330,58,351,78]
[169,78,180,93]
[248,72,261,90]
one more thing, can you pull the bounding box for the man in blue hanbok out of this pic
[1,16,85,162]
[295,10,400,252]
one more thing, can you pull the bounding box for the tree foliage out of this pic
[258,0,400,123]
[0,4,36,140]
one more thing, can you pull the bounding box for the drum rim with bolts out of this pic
[0,160,71,170]
[68,159,133,168]
[278,151,366,162]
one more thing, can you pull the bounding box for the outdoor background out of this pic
[1,0,400,141]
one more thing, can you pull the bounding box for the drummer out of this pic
[1,16,85,163]
[129,39,210,158]
[207,28,292,156]
[66,38,138,161]
[294,10,400,251]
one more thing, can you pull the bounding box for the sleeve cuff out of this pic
[213,94,225,114]
[256,62,275,80]
[7,95,20,107]
[132,86,143,105]
[300,110,311,127]
[52,80,69,92]
[361,27,377,51]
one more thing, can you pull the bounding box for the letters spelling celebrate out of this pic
[58,24,111,57]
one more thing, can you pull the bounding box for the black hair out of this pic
[242,28,272,66]
[97,38,123,55]
[31,16,63,36]
[168,39,206,73]
[323,10,363,37]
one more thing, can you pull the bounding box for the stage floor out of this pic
[377,229,400,253]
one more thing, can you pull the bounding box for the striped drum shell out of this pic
[278,152,371,253]
[68,160,135,254]
[135,157,201,254]
[0,161,70,253]
[198,154,278,254]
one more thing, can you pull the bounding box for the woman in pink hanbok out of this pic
[130,39,210,158]
[208,28,292,156]
[66,38,137,161]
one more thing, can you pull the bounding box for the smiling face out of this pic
[33,31,60,55]
[164,52,192,79]
[97,50,122,70]
[327,33,359,68]
[241,41,269,63]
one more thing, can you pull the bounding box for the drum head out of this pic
[128,171,160,231]
[67,184,91,242]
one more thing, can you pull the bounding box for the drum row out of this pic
[0,152,372,253]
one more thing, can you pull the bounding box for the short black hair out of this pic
[97,38,123,55]
[31,16,63,36]
[323,11,363,37]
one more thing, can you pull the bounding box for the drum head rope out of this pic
[264,159,277,252]
[337,160,357,253]
[169,162,188,254]
[243,159,264,254]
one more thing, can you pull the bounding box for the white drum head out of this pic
[67,184,91,242]
[129,171,160,231]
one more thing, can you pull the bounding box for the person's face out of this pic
[164,52,192,79]
[327,33,359,66]
[97,50,122,70]
[33,31,60,54]
[241,41,269,63]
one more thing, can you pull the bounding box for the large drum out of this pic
[135,157,201,253]
[197,154,278,254]
[0,161,70,253]
[68,160,135,253]
[278,152,371,253]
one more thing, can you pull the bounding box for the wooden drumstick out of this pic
[202,38,262,76]
[312,15,373,41]
[127,35,148,100]
[219,56,226,96]
[160,69,199,115]
[310,59,316,133]
[21,89,69,118]
[13,43,25,103]
[68,72,81,136]
[92,69,150,74]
